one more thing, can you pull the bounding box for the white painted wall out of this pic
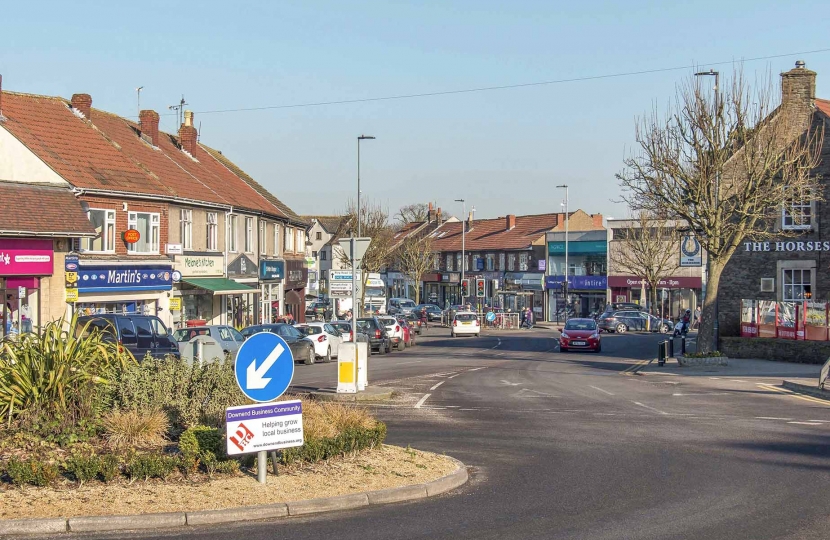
[0,126,68,185]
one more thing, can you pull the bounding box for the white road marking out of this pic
[672,392,731,396]
[731,380,748,383]
[808,420,830,423]
[469,367,486,371]
[516,388,556,397]
[491,339,502,350]
[755,417,794,421]
[501,380,521,386]
[430,381,445,391]
[396,361,422,365]
[708,377,721,380]
[632,401,669,415]
[788,421,824,426]
[589,385,615,396]
[414,394,431,409]
[447,374,459,379]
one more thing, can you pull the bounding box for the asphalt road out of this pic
[45,327,830,540]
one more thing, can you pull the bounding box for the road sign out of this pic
[226,400,304,456]
[337,237,372,262]
[65,289,79,302]
[234,332,295,402]
[169,297,182,311]
[486,311,496,323]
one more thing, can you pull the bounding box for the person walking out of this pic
[693,306,701,330]
[526,307,534,330]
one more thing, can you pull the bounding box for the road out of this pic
[53,327,830,540]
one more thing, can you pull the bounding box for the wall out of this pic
[720,336,830,364]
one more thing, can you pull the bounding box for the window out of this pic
[321,250,327,261]
[507,253,516,271]
[486,254,495,271]
[82,209,116,252]
[285,227,295,252]
[259,220,267,254]
[296,229,304,253]
[499,253,506,271]
[434,254,441,271]
[127,212,160,253]
[446,254,453,271]
[274,223,281,255]
[180,209,192,250]
[228,214,238,252]
[316,231,322,241]
[519,253,529,271]
[312,250,318,258]
[206,212,218,251]
[783,190,812,230]
[245,217,253,252]
[456,253,462,272]
[783,269,812,302]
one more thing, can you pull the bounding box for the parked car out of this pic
[451,311,480,338]
[172,325,245,358]
[603,302,647,313]
[416,304,443,322]
[398,317,415,348]
[356,317,392,354]
[403,312,425,334]
[294,322,342,362]
[387,298,418,316]
[331,321,371,355]
[378,315,405,350]
[239,323,317,365]
[559,318,601,352]
[597,310,673,334]
[75,314,180,360]
[306,299,333,320]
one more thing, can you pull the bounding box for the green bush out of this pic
[179,425,223,457]
[216,459,240,475]
[280,421,386,465]
[99,454,121,483]
[126,453,177,481]
[5,456,59,487]
[66,455,100,485]
[200,451,218,479]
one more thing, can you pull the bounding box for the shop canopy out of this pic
[181,278,257,295]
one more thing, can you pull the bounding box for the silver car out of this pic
[173,325,246,358]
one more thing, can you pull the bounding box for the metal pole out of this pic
[556,185,569,321]
[351,238,357,362]
[257,450,267,484]
[713,71,720,352]
[455,198,466,302]
[357,138,361,238]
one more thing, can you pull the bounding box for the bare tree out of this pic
[396,203,430,225]
[609,212,680,321]
[396,234,435,304]
[618,69,823,352]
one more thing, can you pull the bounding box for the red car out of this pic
[397,317,415,348]
[559,318,601,352]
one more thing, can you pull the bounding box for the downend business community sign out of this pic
[75,263,173,292]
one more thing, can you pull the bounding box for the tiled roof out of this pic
[0,91,301,221]
[303,216,347,234]
[0,182,95,236]
[429,213,562,252]
[817,98,830,117]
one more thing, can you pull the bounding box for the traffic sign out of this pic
[486,311,496,323]
[234,332,295,402]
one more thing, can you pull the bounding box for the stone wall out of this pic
[720,336,830,364]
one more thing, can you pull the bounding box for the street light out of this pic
[357,135,375,238]
[694,69,720,351]
[455,198,466,303]
[556,185,569,321]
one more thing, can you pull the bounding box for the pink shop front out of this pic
[0,238,54,337]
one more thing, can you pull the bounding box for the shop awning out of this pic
[181,278,257,295]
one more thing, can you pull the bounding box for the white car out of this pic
[452,312,480,337]
[378,316,405,350]
[294,322,342,362]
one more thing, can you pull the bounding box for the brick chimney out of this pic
[427,202,434,222]
[437,207,443,225]
[179,110,198,154]
[139,110,160,147]
[70,93,92,118]
[781,61,816,133]
[506,214,516,230]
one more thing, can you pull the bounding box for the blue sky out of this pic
[2,1,829,220]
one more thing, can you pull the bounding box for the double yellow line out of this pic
[757,383,830,407]
[621,358,652,375]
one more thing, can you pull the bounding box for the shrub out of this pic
[99,454,121,483]
[216,459,240,475]
[280,421,387,465]
[179,425,223,457]
[102,408,169,450]
[65,455,100,485]
[200,451,218,479]
[126,453,177,482]
[5,456,59,487]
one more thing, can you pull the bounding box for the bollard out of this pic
[667,338,674,359]
[658,341,666,366]
[681,337,686,355]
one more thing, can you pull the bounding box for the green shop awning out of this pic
[182,278,257,295]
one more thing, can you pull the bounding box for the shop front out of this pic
[67,256,173,325]
[503,272,544,315]
[284,259,308,323]
[545,275,608,321]
[226,254,260,329]
[608,276,701,318]
[259,259,284,323]
[0,239,54,337]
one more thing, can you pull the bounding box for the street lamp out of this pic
[694,69,720,351]
[556,185,569,321]
[357,135,375,238]
[455,198,466,302]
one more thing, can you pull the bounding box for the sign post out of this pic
[232,332,303,484]
[337,237,371,394]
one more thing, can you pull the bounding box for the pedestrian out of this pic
[520,308,527,329]
[526,307,534,329]
[693,306,701,329]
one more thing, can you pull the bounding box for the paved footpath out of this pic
[28,328,830,540]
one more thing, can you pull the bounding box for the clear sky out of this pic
[2,1,829,220]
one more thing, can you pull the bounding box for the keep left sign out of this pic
[226,400,304,456]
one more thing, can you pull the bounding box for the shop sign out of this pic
[227,254,258,278]
[173,255,225,277]
[441,273,460,284]
[606,276,702,289]
[545,275,608,290]
[123,229,141,244]
[65,289,79,302]
[744,240,830,252]
[166,243,183,255]
[285,260,308,288]
[76,263,173,292]
[0,239,53,276]
[548,240,607,255]
[680,236,702,267]
[538,259,546,272]
[305,257,316,268]
[169,297,182,311]
[259,260,285,281]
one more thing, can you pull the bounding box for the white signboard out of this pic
[166,243,183,255]
[173,255,225,277]
[329,270,362,297]
[680,235,702,267]
[225,400,304,456]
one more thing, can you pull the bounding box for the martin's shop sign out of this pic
[70,261,173,293]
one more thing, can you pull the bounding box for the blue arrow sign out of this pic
[234,332,295,402]
[486,311,496,322]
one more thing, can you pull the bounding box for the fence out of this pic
[740,299,830,341]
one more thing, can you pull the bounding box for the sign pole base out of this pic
[270,451,280,476]
[257,451,267,484]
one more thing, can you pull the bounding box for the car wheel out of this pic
[595,344,602,353]
[324,347,331,363]
[304,346,315,365]
[451,332,456,338]
[401,339,407,350]
[561,347,568,352]
[616,323,627,334]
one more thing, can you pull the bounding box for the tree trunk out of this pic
[650,285,658,323]
[414,281,420,304]
[698,259,725,354]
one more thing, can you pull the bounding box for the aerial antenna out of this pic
[198,121,202,142]
[168,95,187,126]
[136,86,144,119]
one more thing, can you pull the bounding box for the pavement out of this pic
[19,326,830,540]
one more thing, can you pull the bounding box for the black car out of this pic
[603,302,647,313]
[597,310,673,334]
[356,317,392,354]
[240,323,317,365]
[305,300,333,320]
[416,304,443,322]
[75,314,180,360]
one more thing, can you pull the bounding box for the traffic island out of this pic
[0,445,467,535]
[295,386,396,402]
[781,380,830,401]
[678,354,729,367]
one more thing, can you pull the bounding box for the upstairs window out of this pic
[274,223,281,254]
[499,253,506,271]
[259,221,267,254]
[486,254,495,271]
[228,214,238,252]
[507,253,516,271]
[783,189,813,230]
[296,229,304,253]
[180,209,192,250]
[316,231,322,240]
[82,209,116,253]
[206,212,218,251]
[245,217,254,252]
[519,253,529,271]
[446,254,453,271]
[127,212,160,254]
[285,227,295,252]
[434,254,441,271]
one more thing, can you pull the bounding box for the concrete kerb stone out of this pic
[782,380,830,401]
[1,456,469,535]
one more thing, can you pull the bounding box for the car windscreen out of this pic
[301,326,322,335]
[366,288,384,297]
[455,314,477,322]
[356,320,373,332]
[333,323,351,332]
[379,318,396,326]
[564,321,597,331]
[400,300,416,308]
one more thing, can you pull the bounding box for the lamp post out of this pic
[455,199,466,303]
[357,135,375,238]
[556,185,569,321]
[694,69,720,351]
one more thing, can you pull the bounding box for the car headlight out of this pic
[561,333,569,339]
[591,333,599,339]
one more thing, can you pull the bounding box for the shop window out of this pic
[259,220,267,254]
[180,209,192,250]
[782,268,812,302]
[286,227,295,252]
[782,189,813,230]
[206,212,218,251]
[82,209,116,253]
[228,214,238,252]
[519,253,529,271]
[127,212,160,254]
[245,217,254,253]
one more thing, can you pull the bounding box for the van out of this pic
[76,314,181,360]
